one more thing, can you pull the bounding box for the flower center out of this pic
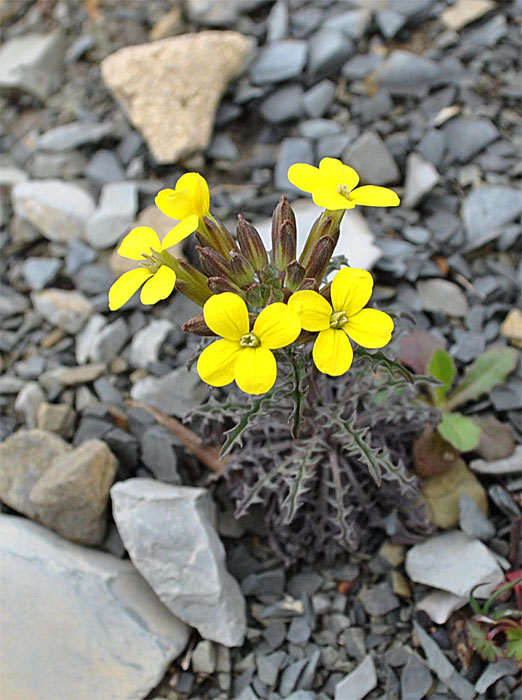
[139,248,162,274]
[240,332,260,348]
[336,183,351,199]
[330,311,348,329]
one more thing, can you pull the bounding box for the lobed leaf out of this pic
[505,627,522,663]
[280,441,324,524]
[283,349,309,439]
[468,622,503,663]
[220,389,279,457]
[437,411,481,452]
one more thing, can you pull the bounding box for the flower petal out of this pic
[161,215,199,249]
[254,302,301,349]
[108,268,152,310]
[312,327,353,376]
[331,268,373,316]
[287,163,321,193]
[155,188,193,221]
[140,265,176,305]
[287,290,331,332]
[349,185,400,207]
[312,187,356,211]
[343,308,394,348]
[203,292,249,340]
[197,338,241,387]
[234,346,277,394]
[318,157,359,191]
[176,172,210,216]
[118,227,161,260]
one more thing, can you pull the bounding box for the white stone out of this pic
[417,590,467,624]
[405,530,504,599]
[111,478,247,647]
[403,152,440,208]
[130,365,206,418]
[0,514,189,700]
[334,655,377,700]
[75,314,108,364]
[14,381,46,429]
[254,198,382,272]
[31,289,93,334]
[85,182,138,249]
[470,445,522,476]
[130,319,173,369]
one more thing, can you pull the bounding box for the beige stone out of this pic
[101,31,254,164]
[149,7,183,41]
[378,541,405,567]
[36,402,76,438]
[54,363,106,386]
[421,458,487,529]
[391,570,411,598]
[441,0,495,31]
[501,308,522,348]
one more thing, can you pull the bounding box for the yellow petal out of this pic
[203,292,249,340]
[197,338,241,387]
[318,157,359,191]
[155,188,193,221]
[161,215,199,249]
[312,327,353,376]
[287,291,331,332]
[118,227,161,260]
[140,265,176,305]
[254,302,301,349]
[176,172,210,216]
[287,163,321,193]
[331,268,373,316]
[312,187,356,210]
[349,185,400,207]
[234,346,277,394]
[343,308,394,348]
[108,268,152,310]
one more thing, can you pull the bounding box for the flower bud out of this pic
[305,235,336,283]
[246,283,270,308]
[230,251,255,286]
[207,276,246,299]
[175,279,213,306]
[197,246,234,280]
[272,197,296,271]
[284,260,306,292]
[237,215,269,272]
[299,214,340,268]
[298,277,319,291]
[202,215,238,260]
[182,314,216,337]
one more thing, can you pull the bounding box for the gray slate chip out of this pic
[374,50,438,95]
[279,658,308,697]
[443,117,499,164]
[37,121,113,152]
[307,29,354,80]
[249,40,308,85]
[400,654,433,700]
[242,568,286,597]
[22,257,62,291]
[259,84,305,124]
[463,186,522,251]
[274,138,313,191]
[459,494,495,542]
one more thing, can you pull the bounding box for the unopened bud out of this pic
[298,277,319,292]
[305,235,336,283]
[272,197,297,271]
[299,213,340,268]
[284,260,306,292]
[197,246,234,281]
[207,276,246,299]
[246,283,270,308]
[182,314,216,337]
[230,251,255,286]
[202,216,238,260]
[175,279,213,306]
[237,215,269,272]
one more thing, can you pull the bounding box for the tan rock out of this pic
[149,7,183,41]
[421,458,487,529]
[54,363,106,386]
[391,570,411,599]
[378,541,405,568]
[441,0,495,31]
[101,32,254,164]
[36,402,76,438]
[501,308,522,348]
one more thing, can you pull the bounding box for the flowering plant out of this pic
[110,158,436,562]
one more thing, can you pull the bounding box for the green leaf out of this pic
[280,442,324,524]
[506,627,522,663]
[446,346,519,410]
[468,622,503,662]
[437,411,481,452]
[429,349,456,405]
[283,349,309,439]
[220,389,277,457]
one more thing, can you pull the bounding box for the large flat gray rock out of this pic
[0,514,189,700]
[111,478,246,646]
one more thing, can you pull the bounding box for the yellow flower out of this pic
[155,172,210,222]
[288,268,394,376]
[108,217,198,310]
[287,157,400,210]
[197,293,301,395]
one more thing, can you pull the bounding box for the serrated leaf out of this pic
[235,457,293,517]
[506,627,522,663]
[437,411,481,452]
[280,443,323,524]
[220,389,277,457]
[284,350,309,439]
[354,347,416,384]
[429,349,456,405]
[468,622,503,663]
[446,346,519,410]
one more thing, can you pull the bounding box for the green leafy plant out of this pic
[468,573,522,667]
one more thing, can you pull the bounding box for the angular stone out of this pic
[334,655,377,700]
[400,654,433,700]
[323,9,371,39]
[406,531,504,599]
[55,364,106,386]
[130,365,206,418]
[111,478,246,646]
[21,257,62,291]
[463,186,522,251]
[249,40,308,85]
[374,50,438,96]
[459,493,496,541]
[12,180,95,242]
[140,426,180,484]
[307,29,354,80]
[501,309,522,347]
[101,32,254,164]
[84,150,125,185]
[303,79,336,118]
[359,583,400,616]
[14,381,45,429]
[0,429,116,545]
[85,182,138,249]
[417,590,467,625]
[0,30,65,101]
[259,84,305,124]
[274,138,314,191]
[475,658,520,694]
[37,121,113,152]
[89,318,129,364]
[32,289,92,334]
[0,514,189,700]
[422,459,487,529]
[443,117,498,164]
[441,0,495,31]
[470,445,522,476]
[416,279,469,317]
[129,319,173,369]
[36,402,76,439]
[192,640,217,674]
[403,152,440,208]
[343,132,400,186]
